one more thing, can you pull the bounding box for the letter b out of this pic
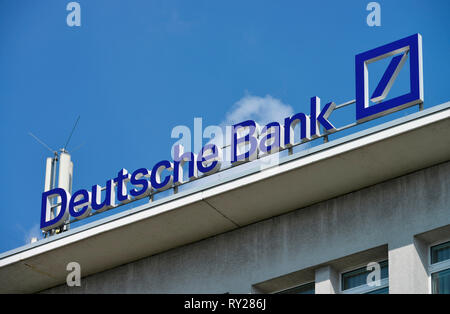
[231,120,259,165]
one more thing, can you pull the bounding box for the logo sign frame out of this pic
[355,33,423,122]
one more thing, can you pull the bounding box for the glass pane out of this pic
[431,241,450,264]
[277,282,315,294]
[342,260,388,291]
[432,268,450,294]
[365,286,389,294]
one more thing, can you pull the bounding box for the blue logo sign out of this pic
[355,33,423,122]
[40,34,426,232]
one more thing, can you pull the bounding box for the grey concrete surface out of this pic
[315,266,339,294]
[388,237,429,294]
[43,160,450,293]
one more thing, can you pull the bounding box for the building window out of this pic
[430,240,450,294]
[365,286,389,294]
[276,282,315,294]
[341,260,389,294]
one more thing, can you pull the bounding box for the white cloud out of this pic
[16,223,41,245]
[176,93,300,189]
[207,93,295,148]
[224,93,295,126]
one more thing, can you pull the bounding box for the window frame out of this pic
[273,281,315,294]
[339,258,389,294]
[428,238,450,294]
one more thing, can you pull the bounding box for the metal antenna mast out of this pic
[64,115,80,151]
[28,132,56,155]
[29,116,81,238]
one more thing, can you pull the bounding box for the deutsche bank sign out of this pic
[40,34,424,231]
[356,33,423,122]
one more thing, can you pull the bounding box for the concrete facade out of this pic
[43,160,450,294]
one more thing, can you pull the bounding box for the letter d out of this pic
[40,188,70,232]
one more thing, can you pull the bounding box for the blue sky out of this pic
[0,0,449,253]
